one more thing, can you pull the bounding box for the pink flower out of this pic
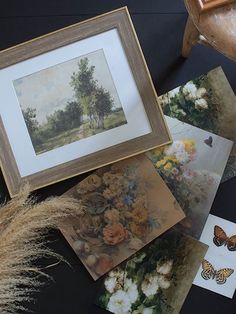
[115,201,124,209]
[189,153,196,161]
[183,169,194,179]
[171,167,179,175]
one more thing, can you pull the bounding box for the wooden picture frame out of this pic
[197,0,236,12]
[0,7,171,197]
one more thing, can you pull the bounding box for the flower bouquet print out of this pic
[60,155,185,280]
[96,230,208,314]
[147,116,233,239]
[158,67,236,182]
[194,214,236,298]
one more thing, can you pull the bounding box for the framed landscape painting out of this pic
[0,7,171,196]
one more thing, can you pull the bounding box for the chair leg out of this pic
[182,16,200,58]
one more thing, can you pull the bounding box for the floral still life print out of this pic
[96,230,208,314]
[147,116,233,239]
[158,67,236,182]
[60,155,185,280]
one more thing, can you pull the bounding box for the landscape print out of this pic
[13,49,127,155]
[158,67,236,182]
[147,116,233,239]
[97,230,207,314]
[60,155,185,280]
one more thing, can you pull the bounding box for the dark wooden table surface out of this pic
[0,1,236,313]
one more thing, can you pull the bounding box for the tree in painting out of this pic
[71,57,114,129]
[23,108,39,135]
[19,55,127,155]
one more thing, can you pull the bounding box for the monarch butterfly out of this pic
[201,259,234,285]
[213,225,236,251]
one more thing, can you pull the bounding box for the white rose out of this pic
[156,260,173,275]
[168,87,180,98]
[157,275,171,290]
[124,278,139,304]
[196,87,207,98]
[141,273,159,297]
[195,98,208,110]
[109,269,127,280]
[164,140,185,156]
[104,276,117,294]
[175,150,189,163]
[107,290,132,314]
[183,82,197,99]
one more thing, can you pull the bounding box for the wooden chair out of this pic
[182,0,236,61]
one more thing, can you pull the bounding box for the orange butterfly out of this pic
[213,225,236,251]
[201,259,234,285]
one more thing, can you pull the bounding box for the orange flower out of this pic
[104,208,120,223]
[131,207,148,224]
[103,223,128,245]
[130,222,147,238]
[95,254,114,275]
[76,174,101,194]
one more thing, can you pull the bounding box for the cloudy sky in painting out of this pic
[13,49,122,124]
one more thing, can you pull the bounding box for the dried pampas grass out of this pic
[0,186,83,314]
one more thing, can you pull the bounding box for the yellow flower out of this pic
[131,207,148,224]
[166,155,178,163]
[130,222,147,238]
[182,139,196,154]
[156,159,166,168]
[164,162,172,171]
[152,146,165,156]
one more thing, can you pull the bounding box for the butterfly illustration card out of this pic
[96,230,208,314]
[59,155,185,280]
[193,214,236,298]
[147,116,233,239]
[158,67,236,182]
[194,252,236,298]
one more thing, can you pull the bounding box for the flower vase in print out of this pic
[147,131,232,239]
[60,155,185,279]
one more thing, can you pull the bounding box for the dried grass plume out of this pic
[0,185,84,314]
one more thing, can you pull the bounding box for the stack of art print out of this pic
[158,67,236,182]
[96,230,208,314]
[147,116,233,239]
[60,155,185,280]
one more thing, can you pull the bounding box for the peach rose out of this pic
[103,188,117,200]
[103,223,128,245]
[104,208,120,223]
[76,174,101,194]
[132,196,147,209]
[130,222,147,238]
[95,254,114,275]
[131,207,148,224]
[86,174,102,189]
